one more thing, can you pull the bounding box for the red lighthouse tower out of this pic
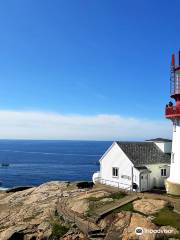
[165,51,180,118]
[165,50,180,195]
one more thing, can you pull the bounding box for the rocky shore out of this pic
[0,181,179,240]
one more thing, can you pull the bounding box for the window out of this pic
[161,169,167,177]
[112,167,119,178]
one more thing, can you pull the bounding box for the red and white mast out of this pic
[165,50,180,195]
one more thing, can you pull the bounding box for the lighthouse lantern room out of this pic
[165,50,180,195]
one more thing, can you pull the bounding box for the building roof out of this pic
[116,141,171,166]
[146,138,172,142]
[135,166,149,170]
[135,166,151,172]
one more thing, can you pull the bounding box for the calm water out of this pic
[0,140,111,188]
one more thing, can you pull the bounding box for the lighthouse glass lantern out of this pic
[165,50,180,195]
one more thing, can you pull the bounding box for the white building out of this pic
[92,138,171,192]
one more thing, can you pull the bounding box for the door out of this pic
[140,173,149,191]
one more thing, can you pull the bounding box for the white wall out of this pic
[146,164,170,189]
[154,142,172,153]
[168,120,180,184]
[133,167,140,191]
[96,141,171,191]
[100,142,134,190]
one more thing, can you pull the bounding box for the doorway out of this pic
[140,173,149,191]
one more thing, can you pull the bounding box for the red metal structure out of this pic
[165,50,180,119]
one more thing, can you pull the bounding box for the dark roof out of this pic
[135,166,148,170]
[135,166,151,172]
[116,141,171,165]
[146,138,172,142]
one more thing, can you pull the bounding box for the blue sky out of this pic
[0,0,179,140]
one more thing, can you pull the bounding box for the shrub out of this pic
[109,192,126,200]
[49,222,69,240]
[76,181,94,189]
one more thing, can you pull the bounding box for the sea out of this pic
[0,140,111,189]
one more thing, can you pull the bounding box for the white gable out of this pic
[154,142,172,153]
[100,142,134,189]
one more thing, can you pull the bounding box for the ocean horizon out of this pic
[0,140,111,188]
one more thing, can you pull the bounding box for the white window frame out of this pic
[112,167,119,178]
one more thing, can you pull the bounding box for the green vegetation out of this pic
[112,201,147,216]
[112,202,180,238]
[48,216,69,240]
[86,191,127,217]
[119,202,134,211]
[152,206,180,239]
[49,222,69,240]
[86,201,98,217]
[87,191,126,202]
[112,201,145,215]
[109,191,127,200]
[111,202,134,214]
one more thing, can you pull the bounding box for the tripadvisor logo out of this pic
[135,227,144,235]
[135,227,176,235]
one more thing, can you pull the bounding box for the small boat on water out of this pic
[1,163,10,167]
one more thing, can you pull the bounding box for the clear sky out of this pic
[0,0,179,140]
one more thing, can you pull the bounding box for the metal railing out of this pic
[170,67,180,95]
[94,177,132,192]
[57,196,104,238]
[165,105,180,117]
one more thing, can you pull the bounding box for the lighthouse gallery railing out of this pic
[165,105,180,117]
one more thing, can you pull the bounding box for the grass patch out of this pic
[49,222,69,240]
[111,202,134,214]
[153,206,180,228]
[152,206,180,238]
[109,191,127,200]
[86,191,127,217]
[86,201,98,217]
[87,191,126,202]
[119,202,134,211]
[49,216,69,240]
[112,201,147,216]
